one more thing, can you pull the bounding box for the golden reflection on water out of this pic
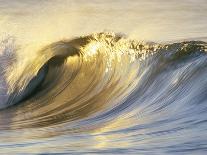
[2,33,142,130]
[0,1,207,153]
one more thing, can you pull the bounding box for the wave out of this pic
[0,32,207,154]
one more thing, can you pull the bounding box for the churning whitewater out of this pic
[0,32,207,154]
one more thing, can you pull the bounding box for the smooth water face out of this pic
[0,1,207,154]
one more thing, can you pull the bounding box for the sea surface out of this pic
[0,0,207,154]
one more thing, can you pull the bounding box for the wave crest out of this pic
[0,32,207,154]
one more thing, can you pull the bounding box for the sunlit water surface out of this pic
[0,0,207,154]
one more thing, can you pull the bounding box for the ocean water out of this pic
[0,0,207,154]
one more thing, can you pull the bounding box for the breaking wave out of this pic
[0,32,207,154]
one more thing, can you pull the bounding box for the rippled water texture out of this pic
[0,0,207,154]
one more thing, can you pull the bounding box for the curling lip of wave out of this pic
[15,34,207,108]
[0,32,206,127]
[0,32,206,111]
[0,32,154,109]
